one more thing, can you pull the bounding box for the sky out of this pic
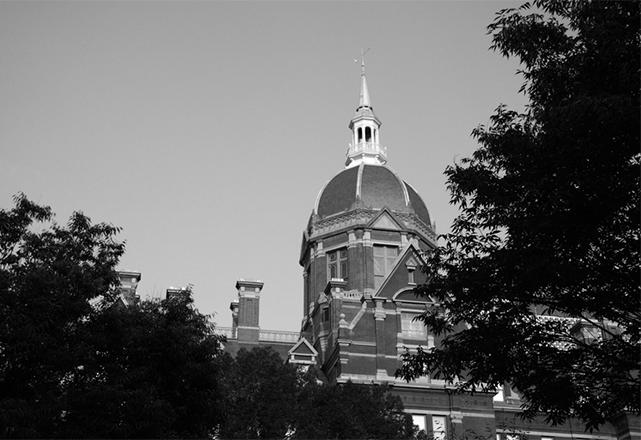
[0,1,527,332]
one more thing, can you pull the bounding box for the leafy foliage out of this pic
[218,346,416,439]
[294,376,415,439]
[0,194,124,437]
[60,292,225,438]
[397,0,639,429]
[218,347,299,439]
[0,195,224,438]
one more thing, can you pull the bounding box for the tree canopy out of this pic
[397,0,639,430]
[294,375,415,440]
[59,292,225,438]
[0,194,124,436]
[218,346,299,439]
[0,195,225,438]
[218,346,416,439]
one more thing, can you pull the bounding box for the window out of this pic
[408,267,416,284]
[432,416,447,440]
[327,248,348,281]
[401,312,427,340]
[374,245,397,288]
[322,307,330,322]
[412,415,426,434]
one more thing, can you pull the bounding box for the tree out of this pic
[218,346,416,439]
[397,0,639,430]
[0,195,225,438]
[218,347,299,439]
[294,376,416,439]
[60,291,225,438]
[0,194,124,437]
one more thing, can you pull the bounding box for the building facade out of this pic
[218,68,639,440]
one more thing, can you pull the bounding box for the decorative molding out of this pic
[308,208,435,243]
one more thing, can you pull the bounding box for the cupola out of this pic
[346,51,386,167]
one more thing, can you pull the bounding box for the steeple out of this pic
[346,49,386,168]
[358,62,371,109]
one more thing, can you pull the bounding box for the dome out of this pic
[314,163,431,225]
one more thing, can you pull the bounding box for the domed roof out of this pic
[314,163,431,225]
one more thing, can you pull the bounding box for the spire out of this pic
[358,50,371,109]
[346,49,386,168]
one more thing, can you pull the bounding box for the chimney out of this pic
[235,279,264,344]
[117,270,141,306]
[229,301,239,339]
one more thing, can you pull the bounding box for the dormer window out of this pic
[407,265,416,285]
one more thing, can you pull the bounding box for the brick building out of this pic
[217,66,639,440]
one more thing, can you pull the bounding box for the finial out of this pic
[356,48,370,77]
[354,48,372,109]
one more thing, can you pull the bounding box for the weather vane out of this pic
[354,48,370,76]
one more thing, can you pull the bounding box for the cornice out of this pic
[306,208,436,245]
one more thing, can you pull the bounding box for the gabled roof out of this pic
[287,337,319,366]
[288,337,318,357]
[366,208,405,231]
[372,244,427,300]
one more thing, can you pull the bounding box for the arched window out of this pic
[365,126,372,142]
[357,127,363,142]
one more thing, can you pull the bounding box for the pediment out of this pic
[288,337,318,356]
[367,209,404,231]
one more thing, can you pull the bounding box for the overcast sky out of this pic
[0,1,527,331]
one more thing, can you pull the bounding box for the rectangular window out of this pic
[401,312,427,340]
[374,245,398,288]
[432,416,447,440]
[327,248,348,282]
[412,415,426,434]
[322,307,330,322]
